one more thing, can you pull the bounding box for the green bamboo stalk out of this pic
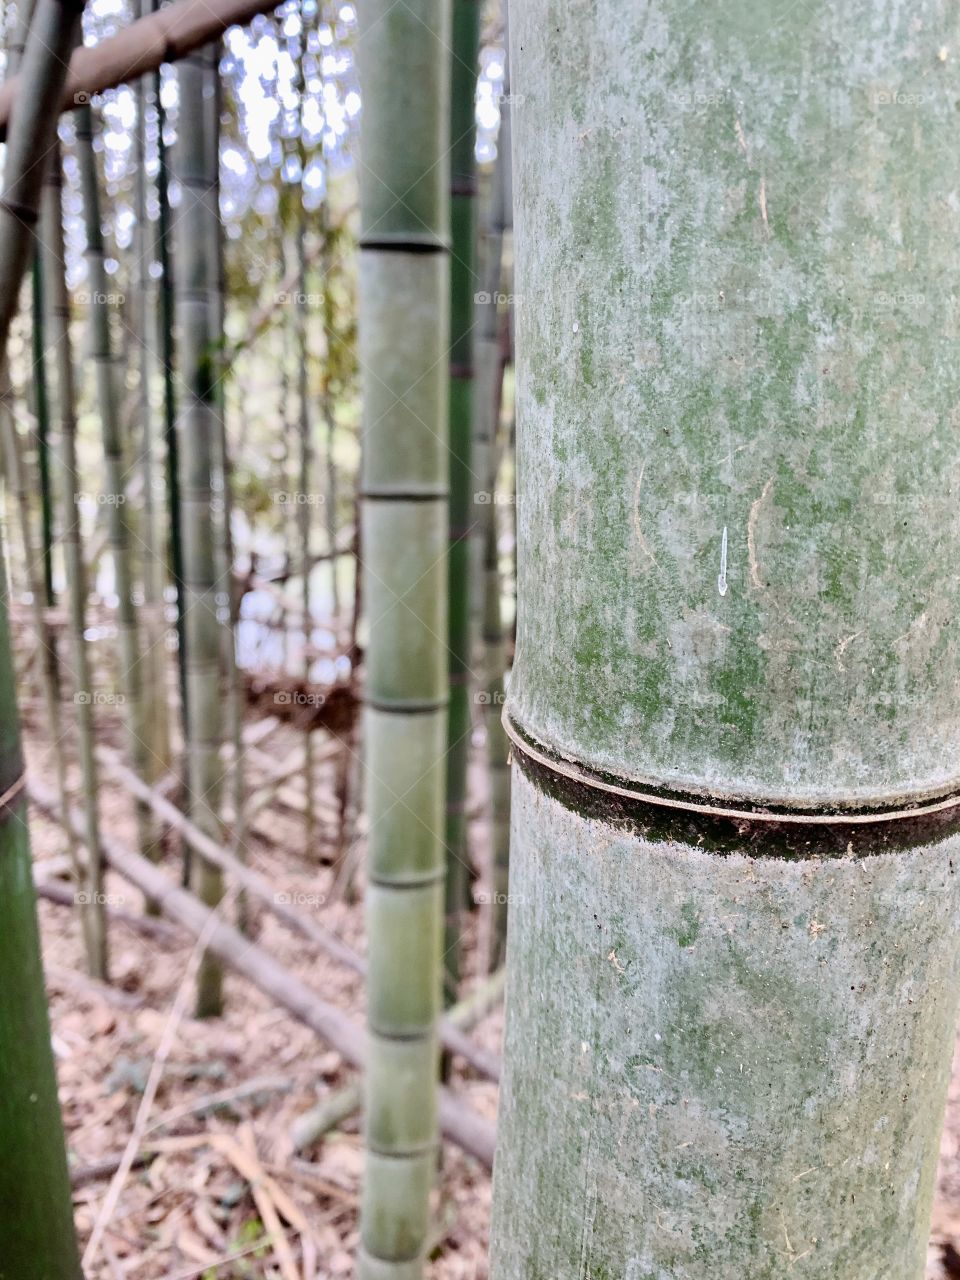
[42,142,110,982]
[443,0,481,998]
[133,2,172,778]
[205,51,246,916]
[480,518,509,970]
[318,165,339,622]
[174,44,225,1018]
[472,50,512,968]
[76,102,162,879]
[31,252,56,609]
[356,0,450,1270]
[295,208,315,849]
[491,3,960,1275]
[154,32,187,730]
[0,0,98,1267]
[15,0,57,616]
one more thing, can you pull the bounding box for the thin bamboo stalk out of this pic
[443,0,481,999]
[42,141,109,982]
[357,0,451,1268]
[206,52,246,925]
[133,2,172,778]
[295,208,315,848]
[154,29,187,728]
[472,46,512,968]
[30,254,56,608]
[174,43,225,1017]
[0,0,93,1266]
[317,137,340,621]
[76,102,162,878]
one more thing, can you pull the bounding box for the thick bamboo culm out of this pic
[76,102,161,874]
[356,0,451,1270]
[174,43,226,1017]
[42,141,110,982]
[491,2,960,1275]
[443,0,481,995]
[0,0,92,1269]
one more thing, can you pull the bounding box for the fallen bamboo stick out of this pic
[290,968,504,1150]
[35,877,181,944]
[29,779,497,1168]
[96,746,501,1082]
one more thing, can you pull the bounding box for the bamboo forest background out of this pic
[0,0,514,1272]
[7,0,960,1276]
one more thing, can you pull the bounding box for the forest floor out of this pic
[24,692,499,1280]
[18,691,960,1279]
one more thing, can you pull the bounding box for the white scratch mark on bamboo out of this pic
[835,630,862,672]
[759,176,770,237]
[632,461,659,568]
[748,477,774,591]
[717,526,729,596]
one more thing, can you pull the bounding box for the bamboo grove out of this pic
[0,0,514,1272]
[2,0,960,1275]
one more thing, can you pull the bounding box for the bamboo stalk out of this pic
[0,0,93,1267]
[42,141,109,981]
[443,0,482,999]
[295,210,315,849]
[133,2,172,779]
[76,102,162,879]
[317,138,340,622]
[30,253,56,609]
[357,0,451,1269]
[174,44,225,1017]
[28,776,496,1169]
[492,2,960,1273]
[206,52,247,927]
[481,517,510,969]
[472,54,513,968]
[155,27,187,729]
